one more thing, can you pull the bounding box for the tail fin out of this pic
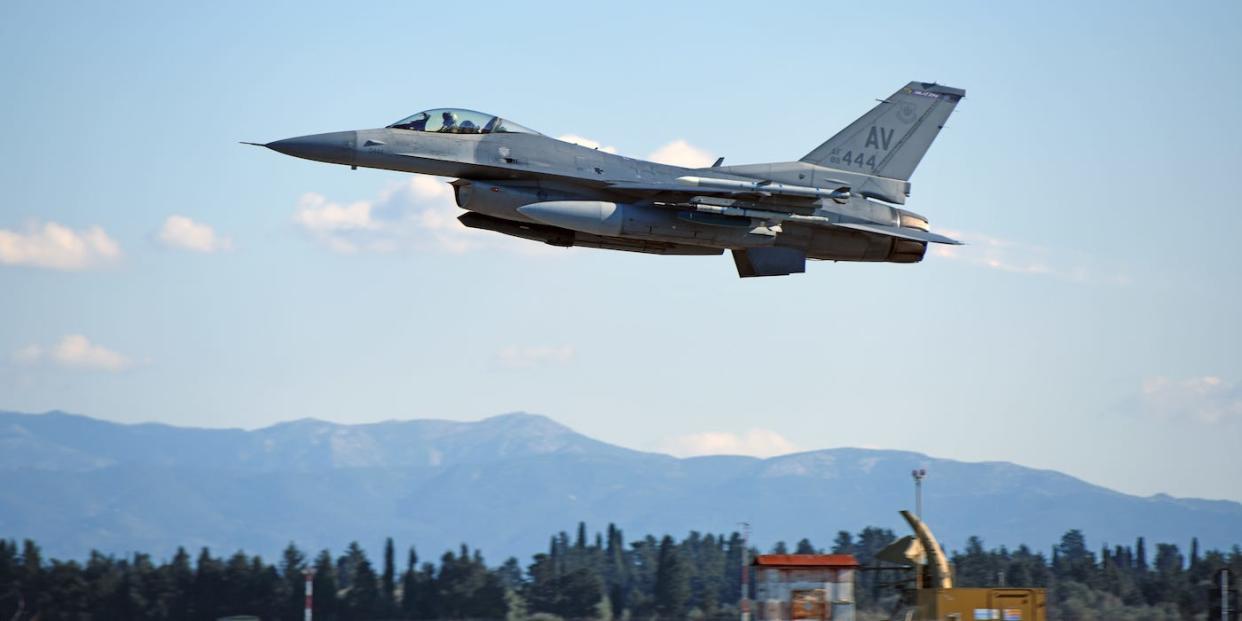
[801,81,964,181]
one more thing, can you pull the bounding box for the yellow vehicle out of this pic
[881,511,1047,621]
[909,587,1045,621]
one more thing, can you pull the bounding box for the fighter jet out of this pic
[253,81,964,277]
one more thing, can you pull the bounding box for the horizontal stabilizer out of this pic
[833,221,961,245]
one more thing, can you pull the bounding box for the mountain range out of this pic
[2,410,1239,563]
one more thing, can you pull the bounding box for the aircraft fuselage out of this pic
[257,84,965,277]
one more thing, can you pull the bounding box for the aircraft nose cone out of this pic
[266,130,358,165]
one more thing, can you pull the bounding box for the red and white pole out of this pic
[304,568,315,621]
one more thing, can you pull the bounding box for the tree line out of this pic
[1,524,1238,620]
[947,529,1242,620]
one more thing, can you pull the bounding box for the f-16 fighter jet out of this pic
[253,81,964,277]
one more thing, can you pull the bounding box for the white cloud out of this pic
[294,193,382,254]
[1140,376,1242,425]
[560,135,715,168]
[933,230,1130,285]
[495,345,575,369]
[661,428,799,458]
[13,335,133,372]
[0,221,121,270]
[646,140,716,168]
[157,215,232,253]
[558,134,618,154]
[295,176,553,255]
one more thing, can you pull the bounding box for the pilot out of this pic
[439,111,458,133]
[459,120,478,133]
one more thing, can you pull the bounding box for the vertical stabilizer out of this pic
[801,82,964,181]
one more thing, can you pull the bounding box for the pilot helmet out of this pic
[441,111,458,123]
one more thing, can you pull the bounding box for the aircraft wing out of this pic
[605,178,961,245]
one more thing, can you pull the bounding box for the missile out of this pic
[675,176,850,201]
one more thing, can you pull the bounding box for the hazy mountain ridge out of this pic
[1,410,1238,562]
[0,410,638,472]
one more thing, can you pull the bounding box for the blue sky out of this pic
[2,1,1240,502]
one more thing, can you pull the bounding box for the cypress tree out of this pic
[279,543,306,621]
[525,552,561,615]
[402,546,420,616]
[221,551,254,615]
[558,567,605,619]
[343,548,381,619]
[165,547,194,620]
[313,550,339,621]
[382,537,396,610]
[192,548,224,620]
[654,536,688,618]
[547,536,561,577]
[605,524,628,614]
[1114,545,1129,570]
[496,557,523,590]
[723,532,746,605]
[832,531,854,554]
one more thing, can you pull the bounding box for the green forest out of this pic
[2,524,1237,620]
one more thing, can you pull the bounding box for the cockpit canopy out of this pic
[387,108,540,135]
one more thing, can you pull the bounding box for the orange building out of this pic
[753,554,859,621]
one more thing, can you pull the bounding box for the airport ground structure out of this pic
[1,523,1237,620]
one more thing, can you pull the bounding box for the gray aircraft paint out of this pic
[801,83,965,182]
[256,81,964,277]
